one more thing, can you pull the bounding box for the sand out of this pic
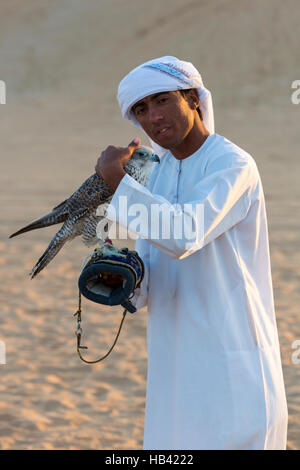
[0,0,299,449]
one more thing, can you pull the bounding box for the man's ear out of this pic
[187,89,200,111]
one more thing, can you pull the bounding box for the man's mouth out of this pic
[156,126,171,136]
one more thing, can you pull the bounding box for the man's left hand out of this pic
[95,138,140,190]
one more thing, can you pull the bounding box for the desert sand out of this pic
[0,0,299,449]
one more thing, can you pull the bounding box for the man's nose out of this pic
[148,104,163,123]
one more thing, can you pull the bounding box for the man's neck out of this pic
[171,120,210,160]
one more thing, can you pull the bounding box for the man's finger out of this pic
[127,137,141,153]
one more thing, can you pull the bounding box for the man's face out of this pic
[131,90,198,151]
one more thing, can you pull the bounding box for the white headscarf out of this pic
[117,56,215,157]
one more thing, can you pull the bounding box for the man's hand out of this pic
[95,138,141,191]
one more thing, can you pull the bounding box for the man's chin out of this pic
[151,135,179,150]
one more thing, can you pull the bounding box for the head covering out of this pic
[117,56,215,156]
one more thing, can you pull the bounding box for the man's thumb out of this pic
[128,137,140,152]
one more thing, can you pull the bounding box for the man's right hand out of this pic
[95,138,141,190]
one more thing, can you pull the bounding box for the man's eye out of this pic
[158,97,168,103]
[136,107,145,115]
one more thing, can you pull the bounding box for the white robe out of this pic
[106,134,288,450]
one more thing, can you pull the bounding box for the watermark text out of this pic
[96,197,204,251]
[0,80,6,104]
[0,340,6,365]
[291,80,300,104]
[291,340,300,365]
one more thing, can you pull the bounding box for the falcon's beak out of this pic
[151,153,160,163]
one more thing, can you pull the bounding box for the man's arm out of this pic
[105,154,258,260]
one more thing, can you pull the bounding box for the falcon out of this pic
[9,146,159,278]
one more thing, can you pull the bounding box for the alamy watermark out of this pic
[96,196,205,251]
[291,80,300,104]
[291,340,300,365]
[0,340,6,365]
[0,80,6,104]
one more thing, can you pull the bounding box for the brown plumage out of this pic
[9,146,159,278]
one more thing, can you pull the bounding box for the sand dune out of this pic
[0,0,299,449]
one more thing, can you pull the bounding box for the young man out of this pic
[95,56,288,450]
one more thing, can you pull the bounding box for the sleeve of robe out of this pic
[128,234,150,310]
[105,151,259,262]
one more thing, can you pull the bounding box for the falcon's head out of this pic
[125,145,160,181]
[130,146,160,164]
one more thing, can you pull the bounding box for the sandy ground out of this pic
[0,0,299,449]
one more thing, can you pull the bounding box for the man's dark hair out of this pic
[179,89,203,121]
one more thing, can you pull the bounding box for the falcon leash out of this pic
[74,291,128,364]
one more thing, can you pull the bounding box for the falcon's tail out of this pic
[9,207,68,239]
[29,224,71,279]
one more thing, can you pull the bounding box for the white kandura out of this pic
[106,133,288,450]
